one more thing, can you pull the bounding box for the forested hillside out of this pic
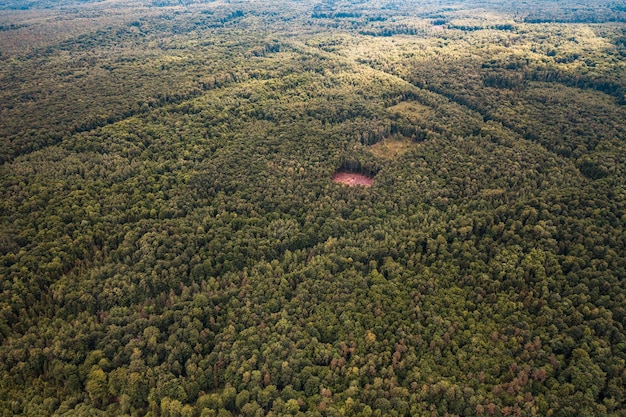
[1,0,625,416]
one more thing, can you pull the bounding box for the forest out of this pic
[0,0,625,415]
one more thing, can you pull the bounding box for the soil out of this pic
[332,171,374,187]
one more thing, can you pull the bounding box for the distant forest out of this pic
[0,0,624,416]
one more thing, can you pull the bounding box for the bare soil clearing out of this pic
[332,171,374,187]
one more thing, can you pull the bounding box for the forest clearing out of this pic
[332,171,374,187]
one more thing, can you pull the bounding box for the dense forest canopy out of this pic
[0,0,625,416]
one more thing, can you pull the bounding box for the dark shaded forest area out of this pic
[0,0,625,416]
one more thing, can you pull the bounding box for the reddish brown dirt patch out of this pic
[332,171,374,187]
